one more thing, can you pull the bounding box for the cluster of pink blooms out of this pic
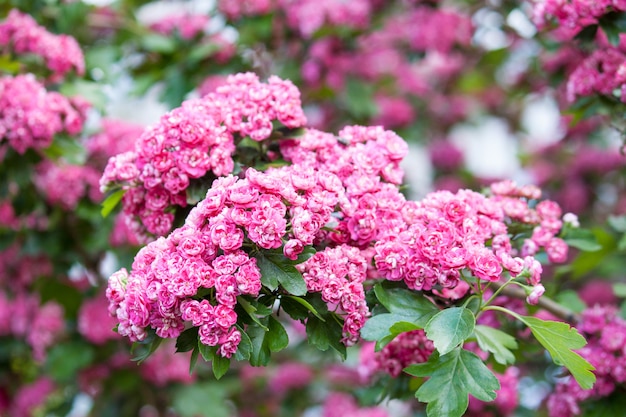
[34,160,102,210]
[86,118,144,167]
[532,0,626,30]
[298,4,472,127]
[565,46,626,103]
[149,13,209,40]
[361,330,435,378]
[0,74,88,155]
[279,0,372,38]
[547,305,626,417]
[0,244,63,362]
[371,180,568,301]
[218,0,275,20]
[0,292,64,362]
[1,377,55,417]
[0,9,84,80]
[100,72,307,239]
[297,245,369,344]
[78,291,120,345]
[106,161,349,357]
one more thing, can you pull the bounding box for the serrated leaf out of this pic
[237,296,269,330]
[374,283,439,326]
[264,253,308,296]
[212,355,230,380]
[247,320,272,366]
[234,326,252,361]
[517,315,596,389]
[189,347,199,375]
[360,313,420,342]
[198,341,217,362]
[268,316,289,352]
[176,327,199,353]
[282,295,325,321]
[474,325,518,365]
[425,307,475,356]
[405,348,500,417]
[306,314,347,360]
[101,189,126,218]
[131,330,163,364]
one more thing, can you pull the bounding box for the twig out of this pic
[490,281,580,323]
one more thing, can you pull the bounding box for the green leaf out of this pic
[189,346,199,375]
[474,325,518,365]
[131,330,163,364]
[237,296,270,330]
[268,316,289,352]
[608,215,626,233]
[556,290,587,313]
[374,283,439,326]
[360,313,417,342]
[562,227,602,252]
[198,341,217,362]
[46,341,95,382]
[212,355,231,380]
[0,53,20,74]
[101,189,126,218]
[343,77,378,120]
[618,234,626,252]
[256,252,307,296]
[173,382,230,417]
[42,134,87,165]
[234,326,252,361]
[247,321,271,366]
[306,314,347,360]
[176,327,199,353]
[141,33,177,53]
[425,307,475,356]
[517,315,596,389]
[282,295,325,321]
[614,283,626,298]
[405,348,500,417]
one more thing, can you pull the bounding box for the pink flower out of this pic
[469,249,503,282]
[526,284,545,305]
[546,237,569,263]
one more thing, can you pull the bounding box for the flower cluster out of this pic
[218,0,275,20]
[372,180,568,299]
[0,74,87,155]
[279,0,372,38]
[34,160,102,210]
[107,163,346,357]
[298,245,369,344]
[149,13,210,40]
[532,0,626,31]
[0,9,84,80]
[100,72,307,239]
[361,330,435,378]
[547,305,626,417]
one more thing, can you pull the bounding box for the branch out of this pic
[490,281,580,323]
